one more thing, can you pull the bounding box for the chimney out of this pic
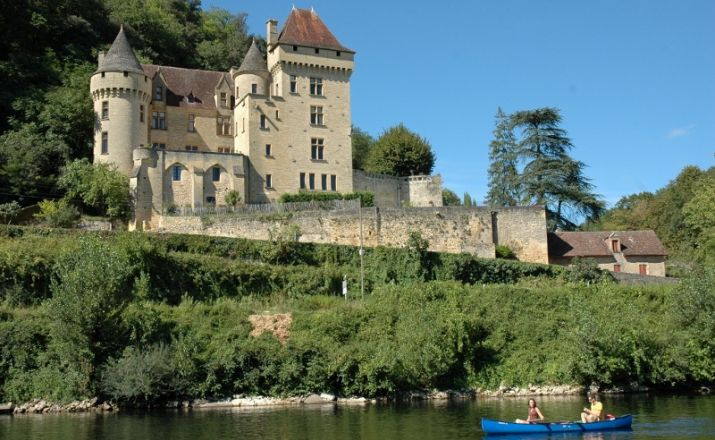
[98,51,105,67]
[266,19,278,47]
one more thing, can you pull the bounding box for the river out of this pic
[1,395,713,439]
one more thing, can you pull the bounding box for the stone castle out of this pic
[91,8,443,231]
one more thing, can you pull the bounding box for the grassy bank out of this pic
[0,229,712,405]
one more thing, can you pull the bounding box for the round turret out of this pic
[90,26,152,175]
[233,39,270,100]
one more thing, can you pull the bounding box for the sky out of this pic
[205,0,715,206]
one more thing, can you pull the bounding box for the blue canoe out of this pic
[481,415,632,435]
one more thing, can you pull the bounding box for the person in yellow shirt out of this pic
[581,393,603,423]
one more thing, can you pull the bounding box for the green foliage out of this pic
[35,199,80,228]
[364,124,435,176]
[463,192,477,207]
[0,201,21,224]
[351,126,375,170]
[278,191,375,207]
[564,257,614,284]
[59,159,131,220]
[224,190,240,207]
[486,108,520,207]
[494,245,515,260]
[441,188,461,206]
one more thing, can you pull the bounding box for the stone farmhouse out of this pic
[91,7,443,231]
[548,230,667,277]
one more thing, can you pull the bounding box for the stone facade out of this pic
[92,10,441,230]
[352,171,444,208]
[156,205,550,264]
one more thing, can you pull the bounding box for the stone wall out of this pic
[352,171,444,208]
[156,205,549,263]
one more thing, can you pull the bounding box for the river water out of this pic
[1,395,713,439]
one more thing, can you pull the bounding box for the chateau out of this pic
[92,8,442,230]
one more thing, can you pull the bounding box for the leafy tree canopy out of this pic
[351,126,375,171]
[364,124,435,176]
[442,189,461,206]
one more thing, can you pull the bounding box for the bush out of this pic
[564,257,614,284]
[34,199,79,228]
[278,191,374,207]
[495,244,516,259]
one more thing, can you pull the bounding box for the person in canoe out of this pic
[581,392,603,422]
[515,399,545,424]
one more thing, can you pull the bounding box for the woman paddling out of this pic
[516,399,545,424]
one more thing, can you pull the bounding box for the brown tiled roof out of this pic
[277,8,353,52]
[142,64,233,110]
[548,230,667,258]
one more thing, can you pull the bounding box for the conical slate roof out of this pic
[237,39,267,74]
[97,26,144,74]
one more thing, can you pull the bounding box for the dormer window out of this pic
[220,92,227,108]
[155,85,163,101]
[611,239,621,253]
[186,93,195,103]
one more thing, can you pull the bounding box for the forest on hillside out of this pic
[0,0,257,205]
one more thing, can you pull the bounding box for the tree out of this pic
[486,108,520,207]
[463,192,476,207]
[196,8,253,71]
[364,124,435,176]
[510,108,603,230]
[59,159,131,220]
[442,189,461,206]
[0,201,21,224]
[351,126,375,170]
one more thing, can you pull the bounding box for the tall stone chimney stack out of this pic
[266,19,278,47]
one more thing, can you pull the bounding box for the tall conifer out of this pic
[486,108,520,207]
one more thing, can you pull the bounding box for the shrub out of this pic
[278,191,374,207]
[0,201,21,224]
[34,199,79,228]
[495,244,516,259]
[224,190,240,207]
[564,257,613,284]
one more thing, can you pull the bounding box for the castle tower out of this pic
[90,26,152,174]
[233,39,270,101]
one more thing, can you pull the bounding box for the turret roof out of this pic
[237,39,268,74]
[97,26,144,74]
[277,8,353,52]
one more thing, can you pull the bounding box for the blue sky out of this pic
[206,0,714,206]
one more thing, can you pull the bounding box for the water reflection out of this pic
[1,395,714,439]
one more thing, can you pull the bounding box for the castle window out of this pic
[123,71,128,77]
[290,75,297,93]
[265,144,272,157]
[311,138,324,160]
[321,174,327,191]
[184,145,198,151]
[206,196,216,205]
[611,239,620,252]
[217,116,231,136]
[217,146,231,153]
[140,105,144,122]
[101,101,109,120]
[308,173,315,191]
[639,264,647,275]
[265,174,273,189]
[260,114,267,129]
[275,110,279,119]
[101,72,105,78]
[188,114,196,132]
[152,143,166,150]
[330,175,336,191]
[314,48,319,54]
[251,83,258,94]
[309,77,323,96]
[101,131,108,154]
[220,92,227,108]
[613,264,621,273]
[336,51,341,57]
[151,112,166,129]
[212,166,221,182]
[155,85,163,101]
[293,45,298,51]
[310,106,323,125]
[172,165,182,181]
[300,172,306,189]
[275,84,279,95]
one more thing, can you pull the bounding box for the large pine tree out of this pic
[486,108,520,207]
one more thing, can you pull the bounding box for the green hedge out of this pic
[278,191,375,207]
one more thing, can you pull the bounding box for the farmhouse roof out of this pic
[277,8,353,52]
[97,26,144,74]
[548,230,667,258]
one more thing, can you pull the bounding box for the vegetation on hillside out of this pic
[0,229,711,405]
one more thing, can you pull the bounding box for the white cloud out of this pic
[667,124,695,139]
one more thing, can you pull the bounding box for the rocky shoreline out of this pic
[4,384,705,416]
